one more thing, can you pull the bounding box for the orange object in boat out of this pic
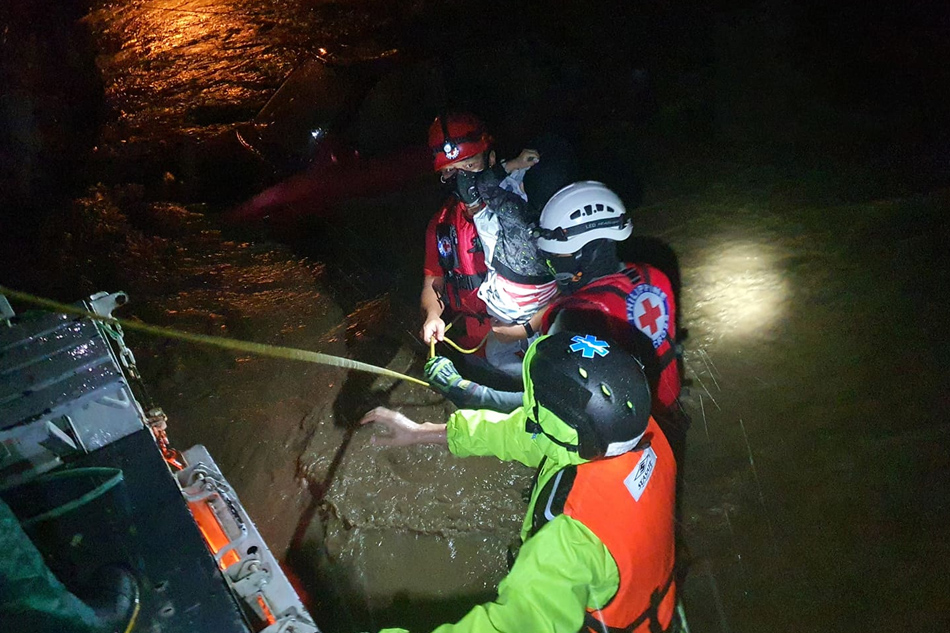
[188,499,240,571]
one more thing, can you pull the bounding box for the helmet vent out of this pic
[601,384,612,397]
[569,203,615,221]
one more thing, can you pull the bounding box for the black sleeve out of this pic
[444,383,525,414]
[475,167,529,219]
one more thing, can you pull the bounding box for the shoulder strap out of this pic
[582,568,677,633]
[573,285,629,301]
[623,264,646,286]
[529,465,578,538]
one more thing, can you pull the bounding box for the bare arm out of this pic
[420,274,447,343]
[491,306,549,343]
[359,407,448,447]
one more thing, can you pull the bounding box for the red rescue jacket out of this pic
[541,263,680,413]
[423,198,490,348]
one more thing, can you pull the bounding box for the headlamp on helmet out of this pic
[428,113,493,171]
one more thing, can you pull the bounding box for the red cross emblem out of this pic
[627,284,669,349]
[637,298,662,335]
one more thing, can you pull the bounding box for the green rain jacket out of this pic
[380,406,620,633]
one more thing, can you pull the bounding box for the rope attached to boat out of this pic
[0,285,429,388]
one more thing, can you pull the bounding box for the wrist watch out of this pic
[523,321,534,337]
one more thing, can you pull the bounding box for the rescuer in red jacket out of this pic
[419,113,542,365]
[421,193,491,351]
[420,113,493,350]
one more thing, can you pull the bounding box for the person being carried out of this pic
[361,331,682,633]
[420,113,558,378]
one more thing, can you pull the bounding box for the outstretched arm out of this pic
[424,356,523,413]
[362,404,541,465]
[504,149,540,172]
[359,407,447,447]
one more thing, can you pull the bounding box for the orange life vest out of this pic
[541,263,680,413]
[530,416,678,633]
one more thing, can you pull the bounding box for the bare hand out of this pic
[360,407,447,447]
[506,149,540,172]
[491,319,528,343]
[420,316,446,343]
[359,407,423,446]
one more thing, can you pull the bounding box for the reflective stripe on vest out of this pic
[581,570,676,633]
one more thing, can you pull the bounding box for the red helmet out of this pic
[428,113,493,171]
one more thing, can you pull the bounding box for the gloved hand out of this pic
[424,356,477,398]
[455,170,482,207]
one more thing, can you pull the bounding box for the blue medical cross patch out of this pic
[569,335,610,359]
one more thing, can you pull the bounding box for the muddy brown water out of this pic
[4,1,949,632]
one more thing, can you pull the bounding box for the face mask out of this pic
[545,253,585,294]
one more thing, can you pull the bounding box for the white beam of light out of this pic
[688,237,790,341]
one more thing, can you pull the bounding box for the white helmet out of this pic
[537,181,632,254]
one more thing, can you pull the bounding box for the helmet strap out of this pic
[546,251,586,294]
[525,418,579,453]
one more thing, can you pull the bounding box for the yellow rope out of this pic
[0,286,429,388]
[427,320,490,358]
[122,588,141,633]
[440,330,489,355]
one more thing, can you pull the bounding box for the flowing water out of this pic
[2,1,949,632]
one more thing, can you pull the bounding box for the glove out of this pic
[455,170,482,207]
[424,356,477,398]
[488,160,509,182]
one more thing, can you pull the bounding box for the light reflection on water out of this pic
[88,0,290,143]
[132,1,234,56]
[690,236,790,340]
[85,0,403,147]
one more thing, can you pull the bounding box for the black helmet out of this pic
[523,331,652,460]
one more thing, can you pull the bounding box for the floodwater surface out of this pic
[6,1,948,633]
